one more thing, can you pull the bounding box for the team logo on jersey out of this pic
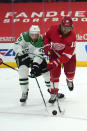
[52,42,65,51]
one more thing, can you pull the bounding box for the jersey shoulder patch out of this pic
[22,31,30,42]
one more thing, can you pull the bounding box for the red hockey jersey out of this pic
[43,25,76,64]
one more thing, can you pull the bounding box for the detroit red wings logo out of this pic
[51,42,65,51]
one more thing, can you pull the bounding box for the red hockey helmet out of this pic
[61,16,73,27]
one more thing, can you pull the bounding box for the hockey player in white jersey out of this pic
[14,25,64,103]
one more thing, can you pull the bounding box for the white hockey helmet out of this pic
[29,25,40,34]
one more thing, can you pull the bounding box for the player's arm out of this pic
[14,34,24,55]
[53,40,76,66]
[30,47,44,78]
[58,41,76,64]
[14,36,29,57]
[43,29,53,56]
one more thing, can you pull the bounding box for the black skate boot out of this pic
[66,79,74,91]
[20,92,28,102]
[49,94,56,104]
[48,89,64,99]
[57,93,64,99]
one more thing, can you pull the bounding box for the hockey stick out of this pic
[2,62,48,111]
[2,63,18,72]
[34,77,48,111]
[1,62,65,115]
[53,82,64,115]
[2,62,33,78]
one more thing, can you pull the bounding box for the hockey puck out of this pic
[52,110,57,115]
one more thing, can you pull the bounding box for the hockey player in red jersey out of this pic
[43,16,76,103]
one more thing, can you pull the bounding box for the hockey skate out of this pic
[48,89,64,99]
[48,93,65,104]
[20,92,28,102]
[66,79,74,91]
[49,94,56,104]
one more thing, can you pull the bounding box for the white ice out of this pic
[0,67,87,131]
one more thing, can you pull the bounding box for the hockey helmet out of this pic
[61,16,73,27]
[29,25,40,34]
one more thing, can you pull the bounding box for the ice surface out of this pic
[0,67,87,131]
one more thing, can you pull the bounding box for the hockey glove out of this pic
[42,60,58,72]
[47,60,59,70]
[52,60,59,69]
[40,58,53,73]
[30,63,41,78]
[0,58,3,65]
[44,44,53,56]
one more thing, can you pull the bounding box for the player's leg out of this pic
[41,59,64,101]
[42,71,64,100]
[15,54,30,102]
[42,71,51,90]
[64,55,76,91]
[49,64,65,103]
[19,65,29,102]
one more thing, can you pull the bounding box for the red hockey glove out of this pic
[0,58,3,65]
[47,60,59,71]
[44,44,53,56]
[52,60,59,69]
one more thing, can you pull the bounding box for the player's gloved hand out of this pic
[52,60,59,69]
[30,63,41,78]
[0,58,3,65]
[47,60,59,70]
[44,44,53,56]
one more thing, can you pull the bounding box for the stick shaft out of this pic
[2,63,18,71]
